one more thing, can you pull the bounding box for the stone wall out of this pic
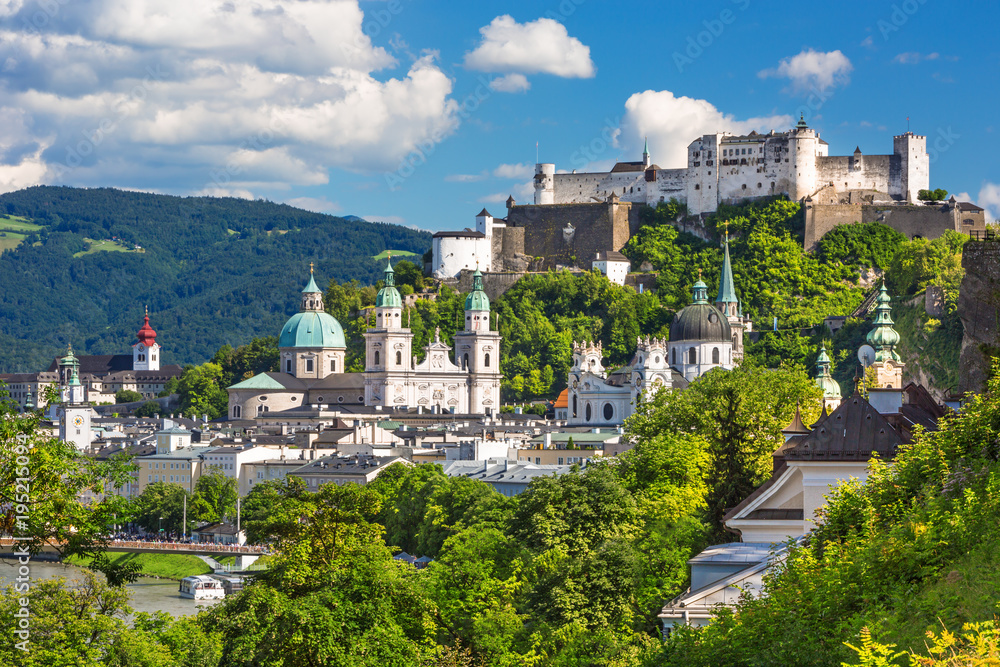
[804,201,967,251]
[803,202,863,251]
[958,242,1000,395]
[506,199,638,269]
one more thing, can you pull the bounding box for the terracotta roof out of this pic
[553,388,569,409]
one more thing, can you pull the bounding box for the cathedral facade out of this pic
[228,262,503,418]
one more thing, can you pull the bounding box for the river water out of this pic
[0,558,224,617]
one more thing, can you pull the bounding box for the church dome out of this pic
[669,303,732,343]
[279,311,346,349]
[465,268,490,311]
[375,258,402,308]
[669,278,731,343]
[136,312,157,346]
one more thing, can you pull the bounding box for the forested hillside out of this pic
[0,186,430,371]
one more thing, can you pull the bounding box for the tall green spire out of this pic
[465,266,490,312]
[715,229,738,312]
[375,256,402,308]
[866,283,901,362]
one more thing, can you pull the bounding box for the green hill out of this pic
[0,186,430,371]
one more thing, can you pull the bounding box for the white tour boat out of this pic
[178,575,226,600]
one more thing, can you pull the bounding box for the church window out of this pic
[603,403,614,421]
[306,359,314,373]
[672,348,676,365]
[689,348,697,365]
[286,360,292,373]
[572,395,578,418]
[712,347,720,364]
[374,351,380,366]
[485,353,490,368]
[585,403,592,421]
[463,353,469,369]
[396,351,402,365]
[330,359,336,372]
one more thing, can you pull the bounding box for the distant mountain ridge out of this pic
[0,186,431,372]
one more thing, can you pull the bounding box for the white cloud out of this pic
[0,1,461,195]
[445,172,488,183]
[976,183,1000,224]
[617,89,793,168]
[758,49,853,95]
[893,52,940,64]
[464,15,595,79]
[489,73,530,93]
[285,196,342,214]
[492,162,532,180]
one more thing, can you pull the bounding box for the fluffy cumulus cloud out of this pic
[976,183,1000,223]
[464,15,594,91]
[758,49,853,95]
[0,0,461,195]
[617,90,792,168]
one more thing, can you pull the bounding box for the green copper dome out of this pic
[60,343,79,369]
[814,345,841,399]
[279,311,346,349]
[866,284,901,362]
[465,268,490,311]
[375,258,402,309]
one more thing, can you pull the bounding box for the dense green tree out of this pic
[114,389,142,404]
[211,336,279,386]
[134,482,190,534]
[174,362,229,419]
[815,222,907,269]
[133,400,161,417]
[192,467,238,525]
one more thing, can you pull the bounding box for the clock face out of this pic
[72,415,84,427]
[137,344,145,352]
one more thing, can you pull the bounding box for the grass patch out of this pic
[72,238,141,258]
[371,249,419,261]
[0,215,43,232]
[66,552,212,580]
[0,231,26,251]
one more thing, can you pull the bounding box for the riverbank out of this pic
[66,552,212,581]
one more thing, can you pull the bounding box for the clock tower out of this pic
[133,308,160,371]
[59,363,93,451]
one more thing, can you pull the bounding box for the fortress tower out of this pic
[788,114,819,201]
[533,163,555,205]
[893,132,929,203]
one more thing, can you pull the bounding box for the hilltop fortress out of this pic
[534,115,929,215]
[431,116,985,284]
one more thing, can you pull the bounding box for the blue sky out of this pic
[1,0,997,231]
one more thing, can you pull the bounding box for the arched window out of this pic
[572,395,578,418]
[688,347,697,365]
[233,405,241,418]
[463,353,469,369]
[484,353,490,368]
[374,351,380,366]
[712,347,720,364]
[585,403,593,422]
[396,351,402,365]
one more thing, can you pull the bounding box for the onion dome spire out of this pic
[866,283,901,362]
[465,264,490,312]
[692,269,709,305]
[136,306,157,346]
[375,254,402,308]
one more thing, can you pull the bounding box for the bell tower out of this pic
[58,359,92,451]
[453,267,502,415]
[364,257,415,406]
[866,284,905,389]
[133,307,160,371]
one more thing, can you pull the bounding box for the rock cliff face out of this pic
[958,242,1000,394]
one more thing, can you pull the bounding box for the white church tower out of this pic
[364,257,415,405]
[132,307,160,371]
[453,267,502,415]
[57,346,92,450]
